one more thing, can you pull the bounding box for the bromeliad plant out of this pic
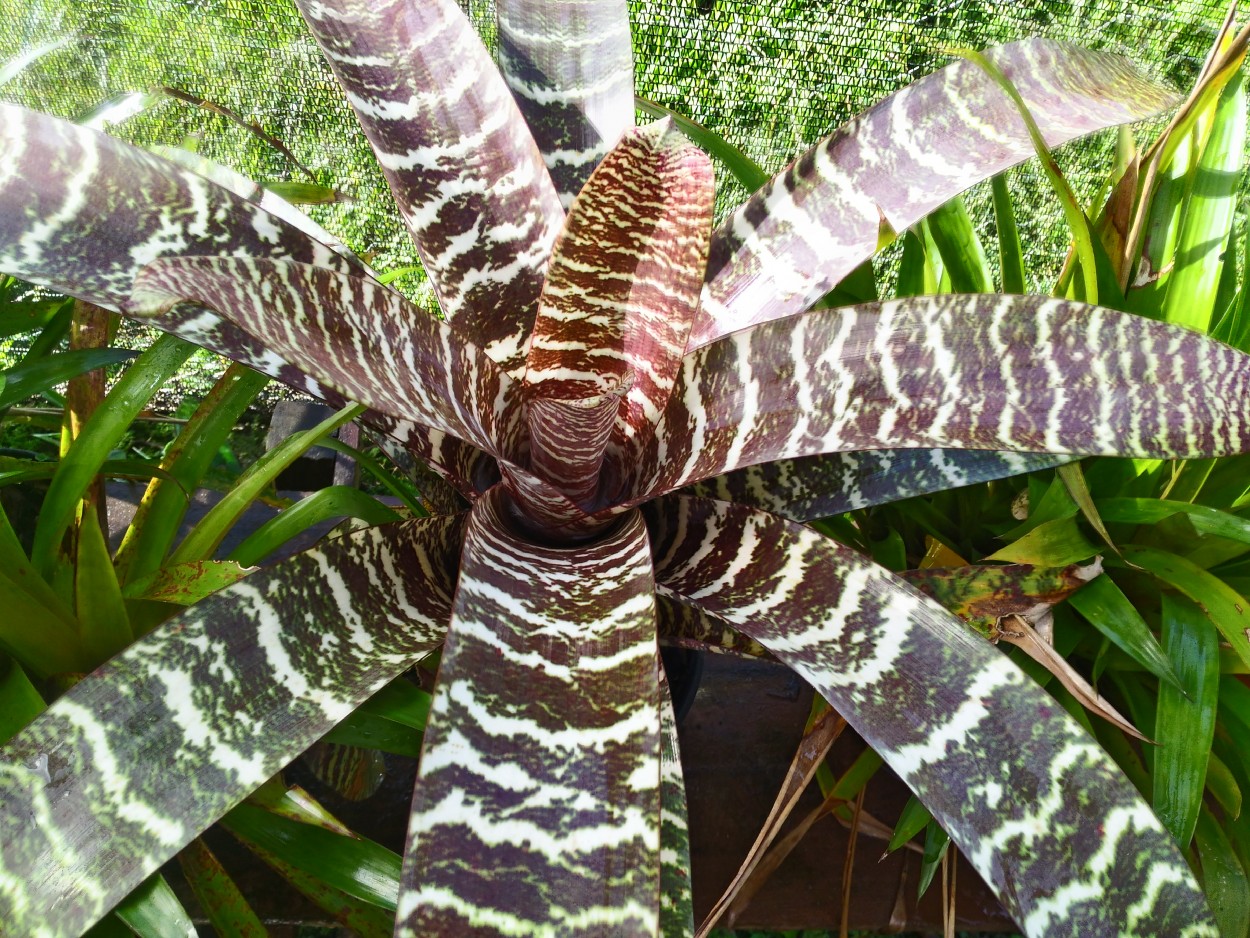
[2,0,1250,934]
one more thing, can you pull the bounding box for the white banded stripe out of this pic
[294,0,565,376]
[691,39,1177,350]
[648,496,1217,937]
[640,294,1250,500]
[0,518,463,937]
[496,0,636,206]
[686,449,1066,522]
[398,487,662,936]
[130,258,526,463]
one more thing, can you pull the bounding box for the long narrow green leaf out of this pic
[177,837,267,937]
[223,800,401,910]
[888,795,932,853]
[924,195,993,293]
[1160,69,1247,332]
[0,566,94,677]
[0,655,44,743]
[227,486,401,568]
[1098,496,1250,542]
[1121,545,1250,670]
[321,708,422,757]
[1196,807,1250,938]
[240,839,394,937]
[0,36,74,87]
[74,507,133,666]
[115,363,270,587]
[0,348,136,409]
[1153,593,1220,847]
[318,436,428,517]
[120,560,253,606]
[992,173,1026,293]
[1067,574,1183,691]
[1206,750,1243,819]
[170,403,364,565]
[111,873,198,938]
[31,334,193,578]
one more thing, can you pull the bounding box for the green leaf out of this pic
[319,436,428,517]
[169,402,364,565]
[888,795,932,852]
[0,654,44,743]
[992,172,1026,293]
[1066,574,1184,691]
[31,334,194,578]
[924,195,993,293]
[115,363,269,587]
[353,676,431,730]
[177,838,267,937]
[241,840,395,937]
[111,873,198,938]
[917,820,951,901]
[1153,593,1220,847]
[984,514,1101,566]
[321,708,422,758]
[74,507,133,665]
[1160,68,1247,332]
[222,800,401,910]
[1121,544,1250,671]
[1196,807,1250,938]
[263,181,345,205]
[121,560,254,605]
[1206,750,1242,820]
[0,348,137,409]
[1097,496,1250,543]
[227,486,401,568]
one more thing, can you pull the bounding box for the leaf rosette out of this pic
[0,1,1240,935]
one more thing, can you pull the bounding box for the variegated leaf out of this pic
[496,0,636,206]
[692,39,1177,349]
[294,0,565,375]
[640,294,1250,499]
[686,448,1066,522]
[150,145,367,272]
[0,517,463,937]
[524,119,713,505]
[398,487,661,936]
[128,257,525,462]
[655,592,770,659]
[658,663,694,938]
[0,104,367,311]
[647,495,1216,937]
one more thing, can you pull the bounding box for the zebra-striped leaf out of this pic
[0,517,462,936]
[523,119,712,506]
[293,0,564,376]
[398,487,661,935]
[647,494,1216,937]
[686,449,1065,522]
[496,0,635,206]
[658,664,694,938]
[0,104,367,311]
[692,39,1177,349]
[641,294,1250,499]
[129,257,524,463]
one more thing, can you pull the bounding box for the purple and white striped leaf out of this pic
[294,0,565,375]
[640,294,1250,499]
[496,0,636,207]
[398,487,661,936]
[0,104,367,311]
[128,257,525,463]
[0,517,463,937]
[655,592,770,660]
[658,664,694,938]
[686,449,1066,522]
[647,495,1216,937]
[523,119,713,504]
[692,39,1177,349]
